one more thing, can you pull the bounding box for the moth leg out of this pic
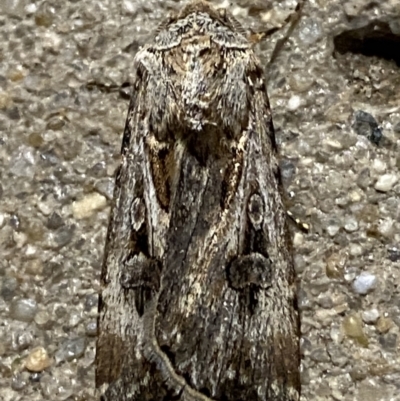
[261,0,307,72]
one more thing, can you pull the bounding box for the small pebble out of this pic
[324,139,343,151]
[298,18,322,44]
[1,276,18,301]
[25,347,52,372]
[13,331,33,351]
[34,310,52,329]
[24,258,43,275]
[72,192,107,219]
[84,293,98,311]
[46,212,64,230]
[122,0,138,14]
[357,168,370,188]
[342,314,368,347]
[349,243,362,257]
[344,217,358,232]
[46,116,65,131]
[326,221,341,237]
[95,177,115,200]
[377,218,394,238]
[348,190,361,203]
[9,146,35,178]
[327,344,347,367]
[68,310,82,327]
[352,110,383,145]
[25,3,38,13]
[371,159,387,174]
[374,173,398,192]
[325,253,346,279]
[287,95,302,111]
[85,321,98,337]
[293,232,304,247]
[13,231,27,248]
[11,372,29,391]
[330,326,344,343]
[88,161,107,178]
[54,225,75,248]
[379,332,397,350]
[343,1,366,17]
[310,347,330,363]
[55,337,86,363]
[9,298,38,322]
[362,308,380,324]
[352,272,377,295]
[350,365,368,382]
[376,317,393,333]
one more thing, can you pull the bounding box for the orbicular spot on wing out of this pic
[242,190,271,257]
[247,193,264,230]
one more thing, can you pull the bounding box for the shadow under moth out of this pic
[96,1,301,400]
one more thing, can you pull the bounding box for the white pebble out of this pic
[287,95,302,111]
[371,158,386,174]
[293,232,304,247]
[344,217,358,232]
[330,326,343,343]
[324,139,343,151]
[25,3,37,13]
[352,272,377,295]
[348,190,361,203]
[326,223,340,237]
[362,308,380,324]
[122,0,138,14]
[375,173,398,192]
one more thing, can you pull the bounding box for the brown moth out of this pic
[96,1,301,400]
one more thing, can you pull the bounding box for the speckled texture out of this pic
[0,1,399,400]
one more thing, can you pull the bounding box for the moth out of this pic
[96,1,301,400]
